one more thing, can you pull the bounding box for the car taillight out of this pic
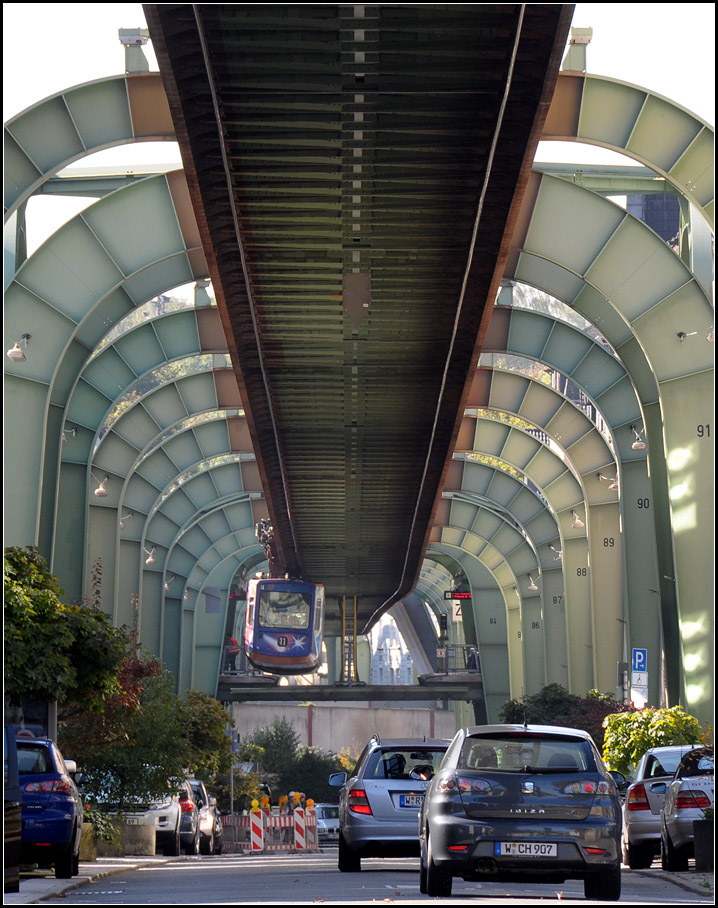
[179,798,195,812]
[348,789,372,815]
[675,790,712,810]
[438,775,458,791]
[626,783,651,810]
[24,779,72,794]
[560,779,613,795]
[457,776,495,793]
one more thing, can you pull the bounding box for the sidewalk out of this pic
[5,858,714,904]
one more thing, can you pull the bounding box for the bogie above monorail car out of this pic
[244,577,324,674]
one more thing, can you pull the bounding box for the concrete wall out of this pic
[232,702,459,757]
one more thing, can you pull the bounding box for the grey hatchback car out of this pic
[329,735,451,872]
[419,725,624,900]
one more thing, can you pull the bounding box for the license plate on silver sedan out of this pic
[495,841,557,857]
[399,794,423,807]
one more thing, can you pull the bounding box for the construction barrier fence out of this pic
[221,808,318,853]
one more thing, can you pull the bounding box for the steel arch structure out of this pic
[4,17,713,723]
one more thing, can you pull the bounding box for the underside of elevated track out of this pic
[4,4,714,724]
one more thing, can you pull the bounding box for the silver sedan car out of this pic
[329,735,450,872]
[419,725,624,900]
[660,746,714,871]
[621,744,698,868]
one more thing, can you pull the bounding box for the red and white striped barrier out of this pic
[221,809,317,853]
[250,810,264,851]
[293,808,306,850]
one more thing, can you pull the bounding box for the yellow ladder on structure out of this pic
[340,595,360,684]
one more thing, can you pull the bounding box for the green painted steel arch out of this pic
[546,72,714,229]
[482,307,662,705]
[4,73,175,220]
[507,172,713,720]
[5,173,206,553]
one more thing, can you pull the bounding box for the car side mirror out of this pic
[410,768,434,781]
[650,782,667,794]
[329,771,347,787]
[210,797,217,806]
[73,771,90,787]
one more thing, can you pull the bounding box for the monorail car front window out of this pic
[258,590,312,629]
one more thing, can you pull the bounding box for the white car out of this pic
[621,744,698,868]
[122,791,182,856]
[313,803,339,844]
[91,773,183,856]
[660,746,714,871]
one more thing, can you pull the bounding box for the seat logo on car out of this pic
[522,781,535,793]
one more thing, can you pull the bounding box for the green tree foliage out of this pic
[184,689,233,778]
[286,746,348,804]
[498,683,632,751]
[4,546,126,710]
[602,706,704,776]
[246,715,301,778]
[244,716,355,804]
[59,652,233,808]
[60,662,191,807]
[211,742,265,814]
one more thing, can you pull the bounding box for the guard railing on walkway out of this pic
[221,808,318,853]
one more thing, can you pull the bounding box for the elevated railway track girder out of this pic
[144,3,574,634]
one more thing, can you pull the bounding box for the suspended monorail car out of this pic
[244,576,325,674]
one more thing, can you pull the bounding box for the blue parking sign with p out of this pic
[632,648,647,673]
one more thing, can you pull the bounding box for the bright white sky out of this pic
[4,3,714,122]
[3,3,715,249]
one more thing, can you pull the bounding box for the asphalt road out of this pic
[6,852,714,905]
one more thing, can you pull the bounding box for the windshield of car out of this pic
[458,734,595,772]
[17,744,52,775]
[677,749,714,778]
[365,748,447,780]
[317,805,338,819]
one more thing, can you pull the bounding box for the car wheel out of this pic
[419,842,428,894]
[54,843,74,880]
[185,828,200,855]
[200,832,213,855]
[661,830,688,872]
[163,824,181,857]
[584,864,621,901]
[338,832,361,872]
[425,832,452,898]
[623,838,654,869]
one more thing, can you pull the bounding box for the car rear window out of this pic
[458,733,595,772]
[365,748,447,780]
[645,752,685,778]
[677,749,714,778]
[17,744,52,775]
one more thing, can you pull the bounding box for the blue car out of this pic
[16,738,84,879]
